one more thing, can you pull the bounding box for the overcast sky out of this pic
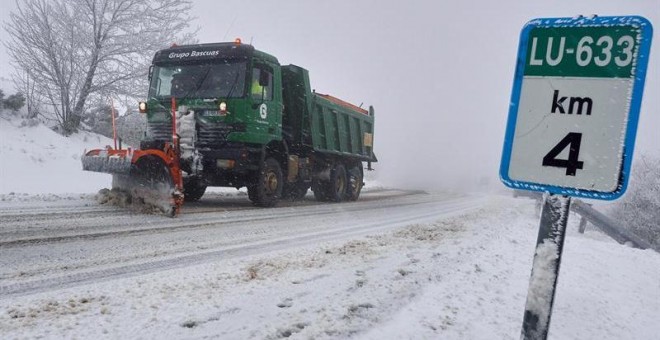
[1,0,658,192]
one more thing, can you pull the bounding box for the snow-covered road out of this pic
[1,191,658,339]
[0,189,482,298]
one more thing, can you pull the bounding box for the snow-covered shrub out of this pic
[4,92,25,113]
[81,104,145,147]
[116,112,147,148]
[0,90,27,118]
[0,91,26,116]
[608,155,660,249]
[19,118,40,127]
[83,104,114,139]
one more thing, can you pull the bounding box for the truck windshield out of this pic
[148,61,247,99]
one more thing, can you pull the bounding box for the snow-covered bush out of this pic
[608,155,660,249]
[83,104,114,139]
[0,90,26,117]
[4,93,26,113]
[82,104,145,147]
[19,118,40,127]
[0,90,26,116]
[116,112,147,148]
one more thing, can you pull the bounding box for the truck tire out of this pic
[346,164,363,201]
[248,157,283,207]
[183,178,206,202]
[327,164,347,202]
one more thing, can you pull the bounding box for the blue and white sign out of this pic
[500,16,653,200]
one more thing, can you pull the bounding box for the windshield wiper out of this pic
[180,66,213,100]
[225,71,242,99]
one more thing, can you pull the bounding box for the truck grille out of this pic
[147,120,171,141]
[197,122,232,147]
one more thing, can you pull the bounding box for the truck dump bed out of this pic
[282,65,376,162]
[311,93,375,161]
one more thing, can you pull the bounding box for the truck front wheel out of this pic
[248,157,283,207]
[183,178,207,202]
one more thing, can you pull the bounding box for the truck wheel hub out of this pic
[336,177,345,193]
[265,172,278,193]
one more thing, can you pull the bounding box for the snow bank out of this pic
[0,117,112,194]
[1,197,657,339]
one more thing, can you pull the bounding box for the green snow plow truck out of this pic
[82,40,376,213]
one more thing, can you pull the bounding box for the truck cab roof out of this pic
[152,42,279,65]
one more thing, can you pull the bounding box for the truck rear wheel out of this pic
[327,164,347,202]
[313,164,348,202]
[248,157,283,207]
[346,164,363,201]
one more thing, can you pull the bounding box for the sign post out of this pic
[521,194,570,339]
[500,15,653,340]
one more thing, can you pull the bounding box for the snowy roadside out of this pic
[0,117,112,194]
[1,196,657,339]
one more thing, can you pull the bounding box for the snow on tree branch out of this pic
[3,0,197,135]
[608,154,660,249]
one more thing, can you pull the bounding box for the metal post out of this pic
[578,217,588,234]
[521,194,571,340]
[110,98,118,150]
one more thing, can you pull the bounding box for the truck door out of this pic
[251,63,282,140]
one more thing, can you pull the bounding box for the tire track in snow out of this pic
[0,195,484,299]
[0,190,427,245]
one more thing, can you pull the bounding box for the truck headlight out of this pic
[219,102,228,114]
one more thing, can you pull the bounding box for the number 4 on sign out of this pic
[542,132,584,176]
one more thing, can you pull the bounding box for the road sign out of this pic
[500,16,653,200]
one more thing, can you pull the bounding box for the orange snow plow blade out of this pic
[81,144,184,217]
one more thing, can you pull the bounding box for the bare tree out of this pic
[12,69,43,119]
[4,0,196,135]
[609,155,660,249]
